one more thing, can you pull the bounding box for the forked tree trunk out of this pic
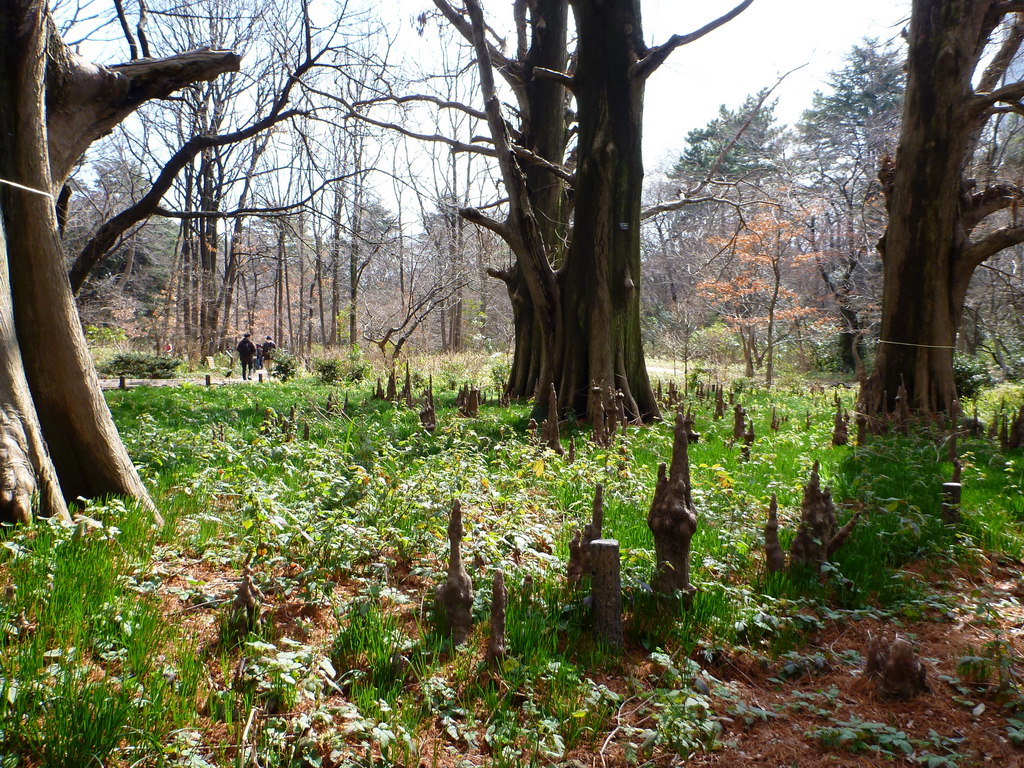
[452,0,748,422]
[0,0,238,523]
[867,0,1024,415]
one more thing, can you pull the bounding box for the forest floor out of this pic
[3,377,1024,767]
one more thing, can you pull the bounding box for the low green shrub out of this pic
[313,358,345,384]
[953,354,994,400]
[98,351,181,379]
[271,351,300,381]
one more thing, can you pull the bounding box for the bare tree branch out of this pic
[972,79,1024,112]
[136,0,151,58]
[460,206,510,239]
[962,182,1023,231]
[68,32,329,292]
[152,172,360,219]
[112,0,139,59]
[641,193,780,220]
[963,224,1024,268]
[512,145,573,181]
[351,92,488,122]
[532,66,575,90]
[333,107,497,157]
[46,46,242,186]
[633,0,755,82]
[642,68,795,220]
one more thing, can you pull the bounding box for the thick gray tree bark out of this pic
[0,0,238,523]
[868,1,1024,415]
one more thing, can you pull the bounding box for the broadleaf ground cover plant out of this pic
[1,373,1023,766]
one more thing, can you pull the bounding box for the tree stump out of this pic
[741,421,754,461]
[941,481,962,525]
[458,386,480,418]
[647,412,698,603]
[589,539,623,649]
[434,499,474,645]
[485,570,508,669]
[865,633,929,698]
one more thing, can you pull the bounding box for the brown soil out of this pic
[150,550,1024,768]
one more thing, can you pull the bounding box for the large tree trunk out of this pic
[866,1,982,414]
[867,0,1024,416]
[0,0,238,523]
[559,0,657,420]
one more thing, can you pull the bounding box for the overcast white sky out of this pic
[387,0,912,171]
[638,0,911,170]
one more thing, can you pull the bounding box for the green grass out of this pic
[1,375,1022,766]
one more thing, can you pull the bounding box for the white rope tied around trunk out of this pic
[878,339,955,350]
[0,178,53,199]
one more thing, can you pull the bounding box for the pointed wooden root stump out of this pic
[732,403,746,443]
[832,397,849,446]
[542,383,564,455]
[647,412,698,604]
[401,363,413,407]
[386,369,398,401]
[458,385,480,418]
[764,494,785,573]
[419,381,436,433]
[590,539,623,649]
[485,570,508,669]
[1009,405,1024,449]
[789,461,860,573]
[567,483,604,583]
[226,561,264,640]
[740,421,754,462]
[434,499,474,645]
[865,633,929,698]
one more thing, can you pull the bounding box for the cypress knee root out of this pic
[434,499,474,645]
[567,484,605,583]
[647,412,698,602]
[542,383,564,455]
[227,561,264,640]
[865,633,929,699]
[789,460,859,571]
[485,570,508,669]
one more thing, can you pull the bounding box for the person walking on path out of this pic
[236,333,257,380]
[261,336,276,375]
